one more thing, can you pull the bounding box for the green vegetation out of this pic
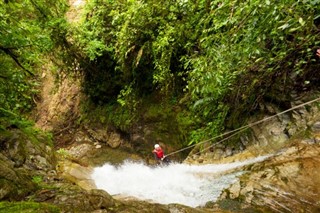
[69,0,320,144]
[0,0,319,209]
[0,201,60,213]
[56,148,70,158]
[0,0,68,152]
[1,0,320,146]
[0,108,54,147]
[0,0,68,119]
[31,175,43,185]
[80,101,135,132]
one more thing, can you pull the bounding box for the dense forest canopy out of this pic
[1,0,320,144]
[0,0,68,119]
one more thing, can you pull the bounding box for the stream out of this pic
[92,155,270,208]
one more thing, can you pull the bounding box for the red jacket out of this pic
[153,148,164,159]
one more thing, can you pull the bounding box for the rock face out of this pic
[86,127,123,149]
[0,126,119,212]
[0,128,56,200]
[183,95,320,212]
[219,142,320,212]
[186,97,320,164]
[50,187,116,212]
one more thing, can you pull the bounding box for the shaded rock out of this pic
[86,128,123,148]
[0,162,37,201]
[87,128,109,143]
[107,132,122,148]
[47,183,117,212]
[0,129,56,201]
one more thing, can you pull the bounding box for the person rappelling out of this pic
[152,144,170,165]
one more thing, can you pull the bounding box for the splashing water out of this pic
[92,155,270,207]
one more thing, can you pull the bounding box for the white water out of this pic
[92,155,270,207]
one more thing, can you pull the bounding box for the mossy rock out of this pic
[0,156,37,200]
[0,127,56,201]
[0,201,60,213]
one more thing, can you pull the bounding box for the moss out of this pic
[0,116,54,148]
[80,101,135,132]
[217,199,242,211]
[143,103,169,121]
[0,121,56,201]
[217,199,266,213]
[0,179,17,200]
[20,125,54,147]
[0,201,60,213]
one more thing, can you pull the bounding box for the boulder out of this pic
[86,128,122,148]
[57,159,96,191]
[0,129,55,201]
[107,132,122,148]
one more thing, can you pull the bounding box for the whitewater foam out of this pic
[92,155,270,207]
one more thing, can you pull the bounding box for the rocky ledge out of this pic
[218,141,320,212]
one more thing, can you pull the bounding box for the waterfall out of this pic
[92,155,270,207]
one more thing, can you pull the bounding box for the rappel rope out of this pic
[165,96,320,158]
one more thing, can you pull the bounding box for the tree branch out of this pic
[0,74,7,79]
[0,46,34,76]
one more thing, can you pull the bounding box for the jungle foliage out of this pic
[71,0,320,143]
[0,0,68,117]
[1,0,320,144]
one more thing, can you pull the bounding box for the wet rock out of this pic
[226,181,241,199]
[218,143,320,212]
[88,189,115,209]
[57,160,96,191]
[49,184,117,212]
